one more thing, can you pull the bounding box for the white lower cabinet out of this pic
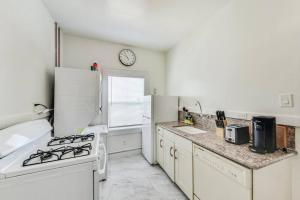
[156,127,193,199]
[156,126,292,200]
[193,144,292,200]
[156,132,164,168]
[163,138,175,181]
[175,145,193,199]
[253,158,292,200]
[174,135,193,200]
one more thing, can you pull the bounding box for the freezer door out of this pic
[142,95,154,164]
[54,68,100,136]
[154,96,178,123]
[54,95,98,136]
[54,68,100,97]
[142,95,152,119]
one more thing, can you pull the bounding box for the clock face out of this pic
[119,49,136,66]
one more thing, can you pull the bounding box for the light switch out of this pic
[279,94,293,107]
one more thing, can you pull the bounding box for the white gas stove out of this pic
[0,119,107,200]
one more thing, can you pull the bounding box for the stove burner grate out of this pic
[47,133,95,146]
[23,143,92,167]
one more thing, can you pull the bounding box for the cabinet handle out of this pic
[160,139,163,148]
[170,147,173,157]
[174,149,178,159]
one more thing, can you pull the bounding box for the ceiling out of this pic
[43,0,230,51]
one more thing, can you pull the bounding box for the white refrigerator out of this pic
[54,67,102,137]
[142,95,178,164]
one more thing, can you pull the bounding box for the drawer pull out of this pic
[174,149,178,159]
[170,147,173,157]
[160,139,163,148]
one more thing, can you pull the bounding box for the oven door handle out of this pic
[99,143,107,176]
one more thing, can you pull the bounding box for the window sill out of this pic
[108,125,142,136]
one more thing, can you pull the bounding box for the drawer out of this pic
[174,134,192,152]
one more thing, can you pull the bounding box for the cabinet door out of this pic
[193,147,203,199]
[164,138,175,181]
[156,133,164,168]
[175,145,193,199]
[253,158,292,200]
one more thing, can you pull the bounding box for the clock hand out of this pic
[125,53,129,60]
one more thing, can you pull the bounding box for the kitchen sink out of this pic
[174,126,207,134]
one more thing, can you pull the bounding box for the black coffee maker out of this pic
[250,116,276,154]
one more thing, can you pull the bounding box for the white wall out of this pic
[62,34,165,156]
[166,0,300,122]
[107,127,142,154]
[0,0,55,120]
[63,34,166,95]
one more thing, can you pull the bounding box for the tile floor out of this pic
[100,154,188,200]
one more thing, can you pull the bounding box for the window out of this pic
[108,76,145,128]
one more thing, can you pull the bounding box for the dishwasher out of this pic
[193,145,252,200]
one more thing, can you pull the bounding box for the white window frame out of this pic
[100,68,149,130]
[107,76,145,128]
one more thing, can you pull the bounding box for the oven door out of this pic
[0,162,94,200]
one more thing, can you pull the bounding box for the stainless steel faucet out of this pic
[195,100,203,117]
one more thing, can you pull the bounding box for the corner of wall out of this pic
[292,127,300,200]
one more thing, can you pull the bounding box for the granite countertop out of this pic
[158,121,297,169]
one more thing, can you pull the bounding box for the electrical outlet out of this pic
[279,94,293,108]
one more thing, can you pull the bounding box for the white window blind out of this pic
[108,76,145,128]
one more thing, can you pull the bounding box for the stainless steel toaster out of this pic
[225,124,250,145]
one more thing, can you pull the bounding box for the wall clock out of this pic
[119,49,136,67]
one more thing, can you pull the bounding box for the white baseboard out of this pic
[108,148,142,160]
